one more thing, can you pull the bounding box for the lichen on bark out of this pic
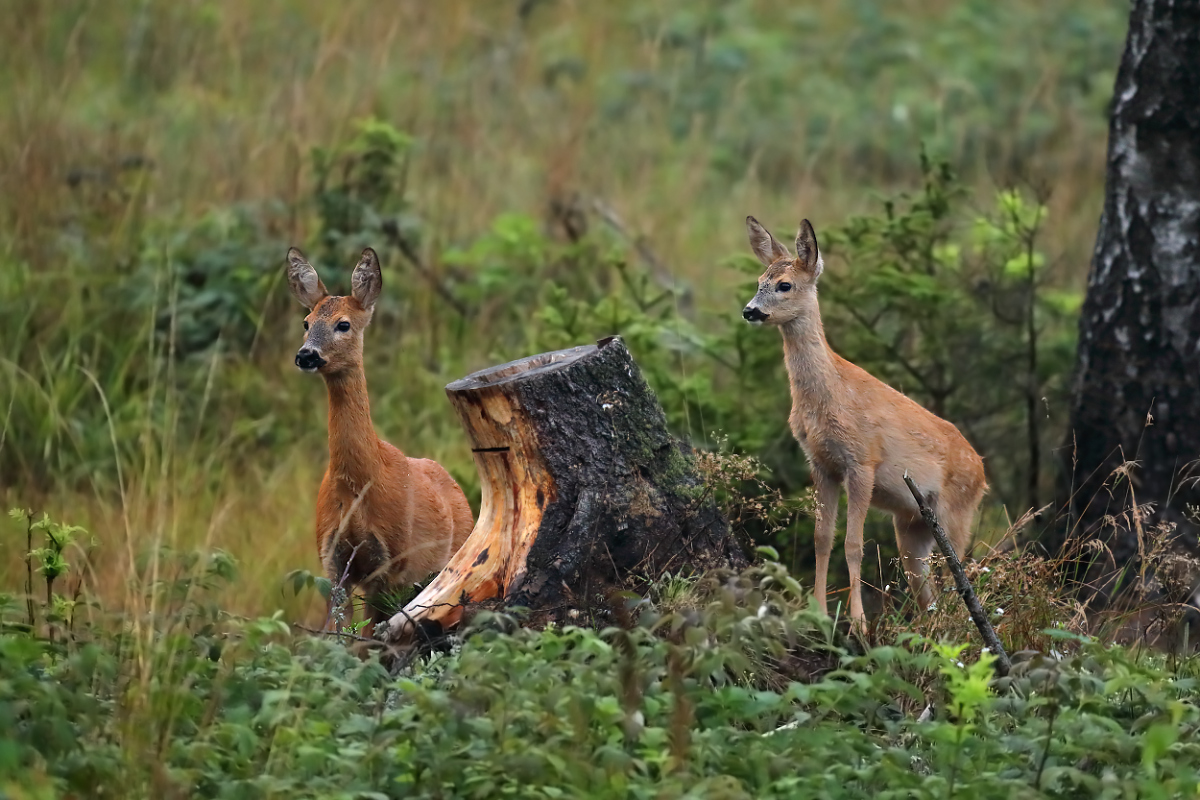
[1060,0,1200,587]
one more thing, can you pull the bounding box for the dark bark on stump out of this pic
[385,336,745,641]
[1056,0,1200,591]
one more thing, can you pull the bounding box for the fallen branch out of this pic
[903,471,1011,676]
[592,198,693,314]
[293,624,381,646]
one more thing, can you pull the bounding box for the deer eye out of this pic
[777,282,792,292]
[303,320,309,330]
[336,320,351,332]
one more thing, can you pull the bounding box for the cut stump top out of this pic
[446,342,605,392]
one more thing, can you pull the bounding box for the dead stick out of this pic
[903,471,1011,676]
[381,221,469,317]
[293,624,381,645]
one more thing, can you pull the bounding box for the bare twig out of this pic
[293,624,382,645]
[323,540,363,632]
[381,220,468,316]
[23,510,37,632]
[591,198,693,313]
[904,471,1011,676]
[382,604,447,650]
[837,302,943,402]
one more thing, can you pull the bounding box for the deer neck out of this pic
[779,309,839,411]
[323,364,386,492]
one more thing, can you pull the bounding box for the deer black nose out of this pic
[295,348,326,371]
[743,306,769,322]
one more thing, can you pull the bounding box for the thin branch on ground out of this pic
[293,624,381,645]
[904,471,1012,676]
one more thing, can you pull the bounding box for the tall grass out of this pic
[1,0,1128,623]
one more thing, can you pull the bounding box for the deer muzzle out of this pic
[295,347,327,372]
[742,305,769,324]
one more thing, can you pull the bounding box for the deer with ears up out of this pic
[286,246,473,633]
[741,217,986,629]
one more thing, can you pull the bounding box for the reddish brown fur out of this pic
[286,247,472,631]
[742,217,986,628]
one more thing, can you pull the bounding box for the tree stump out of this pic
[384,336,745,642]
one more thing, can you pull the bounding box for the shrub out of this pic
[3,515,1199,799]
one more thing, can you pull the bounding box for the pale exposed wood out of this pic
[386,337,744,642]
[390,359,561,635]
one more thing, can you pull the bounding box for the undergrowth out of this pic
[3,512,1199,799]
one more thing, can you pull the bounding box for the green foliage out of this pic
[614,1,1124,185]
[132,204,288,360]
[313,116,417,262]
[3,554,1199,798]
[0,196,290,488]
[20,511,87,585]
[444,211,607,346]
[7,509,94,636]
[821,155,1078,512]
[934,642,996,722]
[446,212,551,298]
[285,567,333,601]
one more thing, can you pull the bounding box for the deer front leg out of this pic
[844,468,875,630]
[810,468,840,618]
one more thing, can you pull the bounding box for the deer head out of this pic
[741,217,824,327]
[286,247,383,376]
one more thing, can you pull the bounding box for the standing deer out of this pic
[741,217,986,628]
[286,246,473,632]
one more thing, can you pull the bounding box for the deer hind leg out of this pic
[938,494,978,563]
[360,592,395,640]
[931,499,976,604]
[893,515,936,611]
[895,497,976,613]
[810,468,840,617]
[844,468,875,628]
[328,535,388,632]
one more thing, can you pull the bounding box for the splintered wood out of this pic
[386,338,744,643]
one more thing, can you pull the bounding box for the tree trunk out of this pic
[1058,0,1200,590]
[384,336,745,642]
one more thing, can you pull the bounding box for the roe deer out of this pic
[741,217,986,628]
[286,246,473,632]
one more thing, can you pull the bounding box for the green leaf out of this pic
[1142,723,1178,776]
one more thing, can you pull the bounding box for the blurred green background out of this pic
[0,0,1126,622]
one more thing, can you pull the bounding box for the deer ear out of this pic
[286,248,327,309]
[746,216,791,267]
[794,219,823,280]
[351,247,383,311]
